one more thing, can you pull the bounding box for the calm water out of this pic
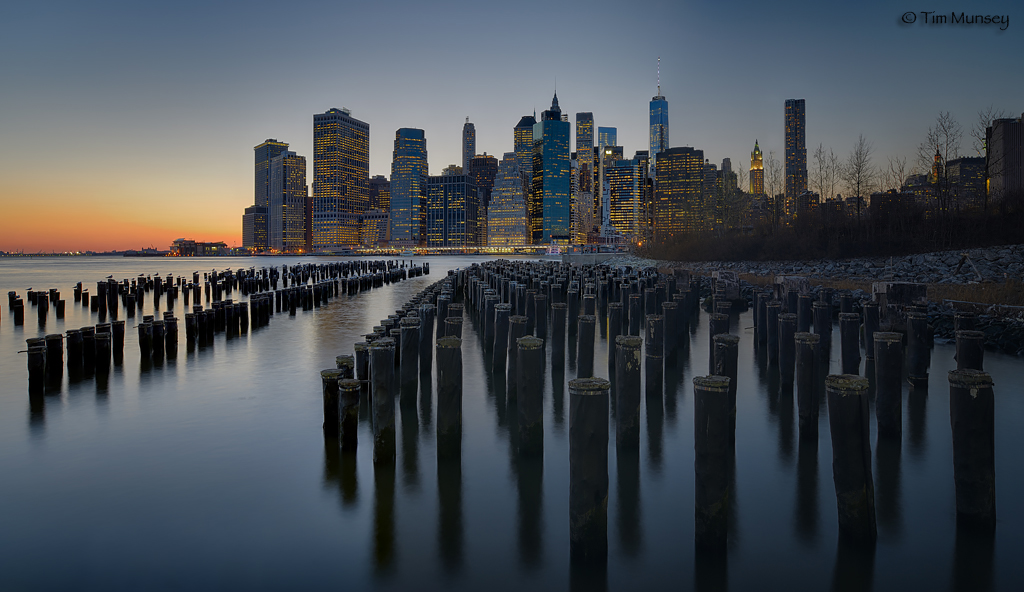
[1,255,1023,591]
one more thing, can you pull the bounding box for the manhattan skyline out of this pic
[0,0,1019,251]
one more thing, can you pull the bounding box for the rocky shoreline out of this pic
[602,244,1024,357]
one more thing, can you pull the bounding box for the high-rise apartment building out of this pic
[653,147,705,238]
[750,140,764,195]
[576,113,595,228]
[607,158,643,236]
[427,172,479,247]
[368,175,391,211]
[598,127,617,150]
[784,99,807,214]
[515,115,537,198]
[269,150,308,252]
[531,94,572,244]
[389,128,428,246]
[703,160,723,231]
[487,153,528,247]
[463,118,476,173]
[312,108,369,250]
[246,139,289,251]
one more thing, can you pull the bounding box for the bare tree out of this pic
[972,105,1006,156]
[842,134,876,222]
[765,150,784,230]
[811,143,840,202]
[917,112,963,214]
[736,165,748,196]
[880,155,908,193]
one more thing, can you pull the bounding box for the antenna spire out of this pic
[657,57,661,95]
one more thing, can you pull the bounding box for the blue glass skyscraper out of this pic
[531,94,571,244]
[389,128,428,246]
[649,62,669,176]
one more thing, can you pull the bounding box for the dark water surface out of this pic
[1,255,1022,591]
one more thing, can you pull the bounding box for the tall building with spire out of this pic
[462,117,476,173]
[389,128,428,246]
[750,140,764,195]
[784,99,807,215]
[312,108,369,250]
[531,93,571,244]
[649,58,669,176]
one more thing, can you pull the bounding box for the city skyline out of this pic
[0,0,1019,251]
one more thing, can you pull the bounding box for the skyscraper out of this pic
[784,99,807,214]
[653,147,705,238]
[268,150,308,252]
[246,139,289,251]
[312,108,369,250]
[463,118,476,173]
[606,158,643,236]
[469,153,498,241]
[487,153,528,247]
[750,140,764,195]
[427,170,479,247]
[390,128,428,246]
[986,114,1023,202]
[649,59,669,175]
[368,175,391,211]
[531,93,571,244]
[598,127,617,150]
[514,115,537,198]
[576,113,595,226]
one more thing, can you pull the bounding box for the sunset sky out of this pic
[0,0,1019,252]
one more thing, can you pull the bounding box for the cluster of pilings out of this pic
[322,259,1000,576]
[20,259,428,394]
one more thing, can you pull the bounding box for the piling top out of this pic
[873,331,903,344]
[793,332,820,345]
[578,314,596,323]
[495,303,513,311]
[551,303,566,310]
[713,333,740,346]
[693,375,731,392]
[812,300,829,308]
[710,312,728,321]
[568,377,611,394]
[336,355,355,369]
[518,336,544,350]
[400,317,421,327]
[948,368,993,389]
[839,312,860,321]
[661,301,678,310]
[370,337,395,350]
[954,330,985,340]
[907,311,928,320]
[767,300,782,308]
[615,334,643,348]
[436,336,462,349]
[608,302,622,310]
[338,378,361,391]
[45,334,63,341]
[862,302,879,310]
[825,374,870,394]
[321,368,345,381]
[779,313,797,322]
[509,315,528,324]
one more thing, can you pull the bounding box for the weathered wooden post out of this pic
[948,369,995,528]
[322,369,343,436]
[694,375,732,552]
[795,332,820,439]
[370,338,396,464]
[862,303,879,360]
[766,301,781,365]
[874,332,904,439]
[712,334,740,448]
[569,377,610,566]
[826,374,877,543]
[400,317,420,392]
[797,294,813,333]
[661,301,679,363]
[493,303,511,369]
[615,335,643,450]
[577,314,596,378]
[839,313,861,376]
[907,312,930,388]
[645,314,664,398]
[551,303,566,369]
[436,336,463,460]
[518,336,545,456]
[534,293,548,341]
[507,315,528,395]
[812,300,832,362]
[955,330,984,371]
[779,313,797,385]
[708,313,729,374]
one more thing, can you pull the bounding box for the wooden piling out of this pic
[874,332,904,439]
[576,314,596,378]
[826,374,877,544]
[518,336,545,456]
[694,375,732,552]
[569,377,610,566]
[948,369,996,528]
[436,336,463,460]
[370,338,396,464]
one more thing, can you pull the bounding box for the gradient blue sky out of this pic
[0,0,1019,250]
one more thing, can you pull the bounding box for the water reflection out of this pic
[829,536,875,592]
[516,454,543,568]
[373,461,396,573]
[907,384,928,460]
[694,548,728,592]
[438,454,463,572]
[795,434,820,544]
[615,441,642,557]
[400,384,420,490]
[874,436,902,538]
[952,521,994,592]
[322,435,359,508]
